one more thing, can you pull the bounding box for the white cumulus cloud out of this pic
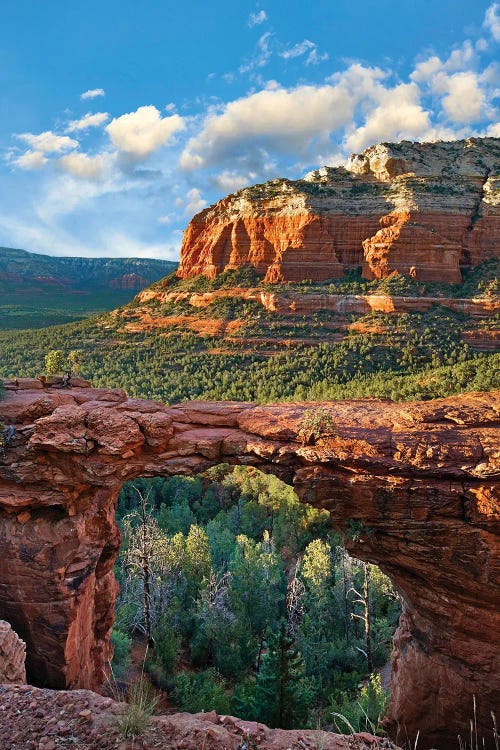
[179,65,386,171]
[80,88,105,100]
[56,152,109,180]
[66,112,109,132]
[484,3,500,41]
[344,83,432,153]
[16,130,78,154]
[440,72,486,123]
[248,10,267,27]
[411,44,490,125]
[180,85,350,169]
[411,41,477,84]
[175,188,206,216]
[106,105,185,160]
[410,40,478,88]
[12,150,48,170]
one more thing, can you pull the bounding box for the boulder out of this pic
[0,620,26,683]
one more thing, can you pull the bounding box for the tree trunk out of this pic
[141,496,153,646]
[364,563,373,674]
[343,553,349,640]
[256,636,264,672]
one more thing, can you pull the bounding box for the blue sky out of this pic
[0,0,499,260]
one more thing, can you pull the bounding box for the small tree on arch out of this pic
[45,350,83,387]
[297,407,335,446]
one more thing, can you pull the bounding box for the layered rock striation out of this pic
[0,379,498,748]
[137,286,500,318]
[177,138,500,284]
[128,288,500,352]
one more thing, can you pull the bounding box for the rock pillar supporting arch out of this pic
[0,380,498,748]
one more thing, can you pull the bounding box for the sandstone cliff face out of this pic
[0,380,498,749]
[177,137,500,284]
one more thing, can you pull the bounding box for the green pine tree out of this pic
[255,622,312,728]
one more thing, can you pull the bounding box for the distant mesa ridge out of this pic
[0,247,176,292]
[177,137,500,285]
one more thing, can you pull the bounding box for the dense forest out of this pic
[112,468,399,731]
[1,260,498,402]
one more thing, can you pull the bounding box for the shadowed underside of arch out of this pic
[0,379,498,749]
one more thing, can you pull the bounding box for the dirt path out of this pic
[126,637,176,714]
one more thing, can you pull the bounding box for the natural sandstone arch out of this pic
[0,379,498,749]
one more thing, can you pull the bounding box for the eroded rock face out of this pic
[128,289,500,352]
[136,287,499,318]
[177,137,500,284]
[0,379,499,749]
[0,620,26,683]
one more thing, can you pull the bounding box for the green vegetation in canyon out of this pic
[112,468,398,731]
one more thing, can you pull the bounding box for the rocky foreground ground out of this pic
[0,684,398,750]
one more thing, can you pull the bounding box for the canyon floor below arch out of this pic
[0,378,498,749]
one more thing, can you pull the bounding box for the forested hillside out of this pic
[0,264,498,403]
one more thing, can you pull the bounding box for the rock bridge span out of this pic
[0,379,498,749]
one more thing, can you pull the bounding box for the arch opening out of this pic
[111,469,401,732]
